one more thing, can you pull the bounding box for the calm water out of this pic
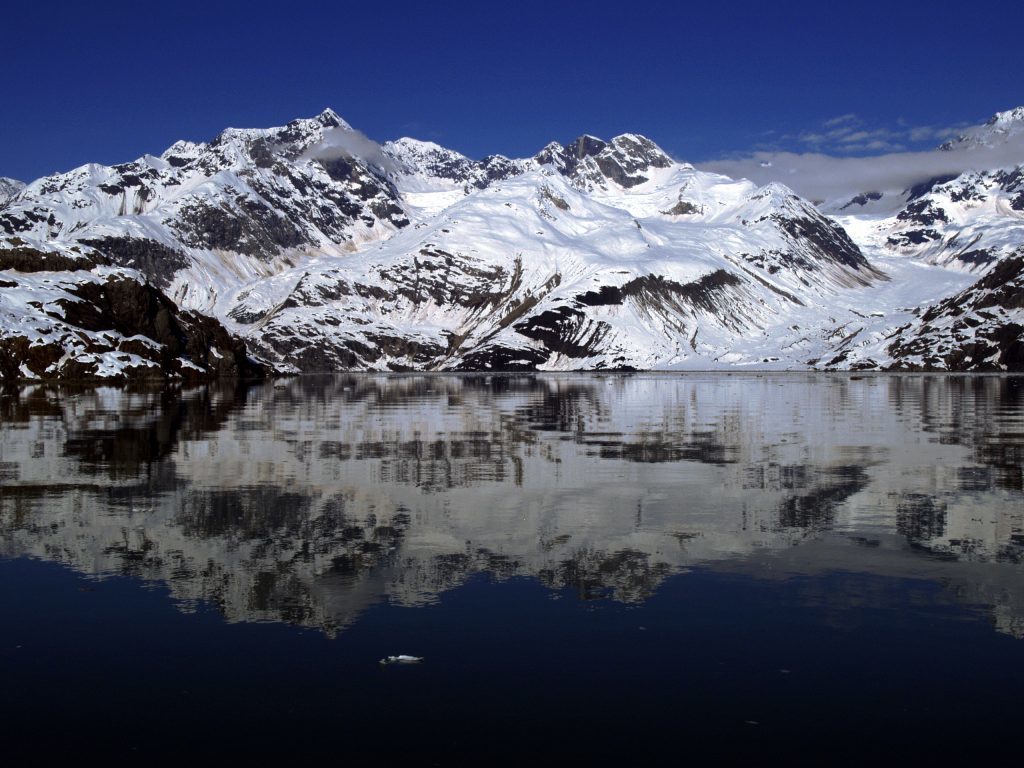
[1,373,1023,760]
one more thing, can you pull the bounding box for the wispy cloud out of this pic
[298,126,397,173]
[822,113,859,129]
[697,132,1024,207]
[780,114,970,155]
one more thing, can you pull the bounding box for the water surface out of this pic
[1,374,1023,759]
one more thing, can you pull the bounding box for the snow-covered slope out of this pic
[383,137,528,195]
[940,106,1024,151]
[0,236,261,381]
[0,109,410,313]
[842,165,1024,273]
[1,107,1022,377]
[240,161,884,371]
[882,250,1024,370]
[0,177,24,205]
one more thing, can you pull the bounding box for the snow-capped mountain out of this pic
[815,107,1024,217]
[382,137,528,192]
[242,155,885,371]
[0,237,261,381]
[0,109,409,308]
[1,107,1022,378]
[811,107,1024,370]
[841,107,1024,273]
[940,106,1024,151]
[847,166,1024,271]
[534,133,675,189]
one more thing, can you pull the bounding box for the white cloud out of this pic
[298,126,396,173]
[783,114,969,156]
[822,113,859,128]
[697,133,1024,207]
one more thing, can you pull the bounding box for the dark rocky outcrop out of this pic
[775,213,872,273]
[660,200,701,215]
[537,133,673,188]
[887,229,942,248]
[885,254,1024,371]
[513,306,606,359]
[620,271,743,314]
[0,267,265,382]
[451,344,549,371]
[0,241,105,272]
[905,174,959,201]
[78,236,190,289]
[173,198,308,259]
[838,191,883,210]
[896,200,949,226]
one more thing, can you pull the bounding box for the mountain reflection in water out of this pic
[1,374,1022,638]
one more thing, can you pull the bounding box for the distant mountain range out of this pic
[1,107,1022,380]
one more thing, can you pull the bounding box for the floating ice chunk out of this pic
[379,655,424,665]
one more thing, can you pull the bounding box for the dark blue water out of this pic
[1,374,1022,760]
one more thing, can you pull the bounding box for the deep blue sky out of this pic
[3,0,1022,182]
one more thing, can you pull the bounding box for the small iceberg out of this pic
[379,655,424,665]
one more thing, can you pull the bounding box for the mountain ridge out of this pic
[1,107,1021,379]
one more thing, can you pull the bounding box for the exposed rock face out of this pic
[863,165,1024,273]
[0,239,263,382]
[77,237,190,289]
[0,109,413,312]
[534,133,673,189]
[885,252,1024,371]
[3,108,1022,375]
[0,239,106,271]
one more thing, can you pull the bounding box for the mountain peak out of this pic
[985,106,1024,128]
[532,132,671,188]
[315,107,350,129]
[566,135,609,158]
[383,137,526,189]
[8,106,1017,377]
[608,133,672,163]
[940,105,1024,151]
[385,136,458,156]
